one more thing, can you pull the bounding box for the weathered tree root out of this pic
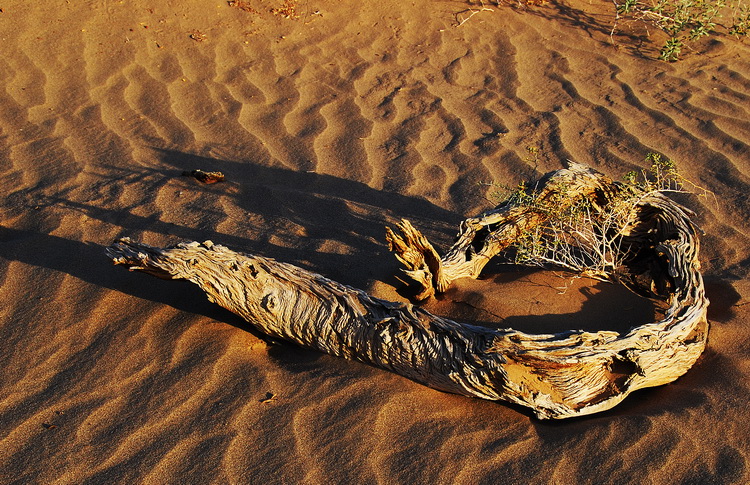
[386,162,620,299]
[107,162,708,419]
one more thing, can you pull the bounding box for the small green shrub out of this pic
[729,3,750,35]
[612,0,750,60]
[491,153,709,278]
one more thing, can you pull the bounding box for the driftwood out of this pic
[107,162,708,419]
[386,162,618,300]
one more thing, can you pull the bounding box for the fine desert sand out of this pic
[1,0,749,483]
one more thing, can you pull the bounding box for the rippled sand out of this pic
[1,0,749,483]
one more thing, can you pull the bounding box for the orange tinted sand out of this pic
[1,0,749,482]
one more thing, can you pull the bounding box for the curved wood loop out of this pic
[107,162,708,419]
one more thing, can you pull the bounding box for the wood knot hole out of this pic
[262,293,278,314]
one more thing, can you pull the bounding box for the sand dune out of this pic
[1,0,749,482]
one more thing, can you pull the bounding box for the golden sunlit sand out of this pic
[1,0,749,482]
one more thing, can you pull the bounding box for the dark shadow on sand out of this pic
[1,152,735,420]
[0,156,465,367]
[497,0,661,58]
[36,148,462,291]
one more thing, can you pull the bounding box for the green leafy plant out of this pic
[493,153,710,279]
[729,3,750,35]
[611,0,749,60]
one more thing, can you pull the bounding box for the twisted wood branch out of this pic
[107,162,708,419]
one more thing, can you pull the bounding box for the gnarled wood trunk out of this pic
[107,162,708,419]
[387,162,619,300]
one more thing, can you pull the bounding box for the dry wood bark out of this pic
[107,162,708,419]
[386,162,620,299]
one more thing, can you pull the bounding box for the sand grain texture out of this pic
[1,0,749,483]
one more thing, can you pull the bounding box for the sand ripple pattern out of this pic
[1,0,749,483]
